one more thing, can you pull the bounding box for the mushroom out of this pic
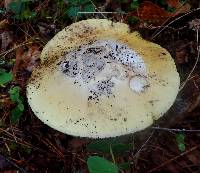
[26,19,180,138]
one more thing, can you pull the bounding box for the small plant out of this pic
[7,0,36,20]
[130,0,140,10]
[127,16,139,25]
[87,156,119,173]
[66,0,95,19]
[87,138,133,155]
[176,132,186,152]
[0,69,13,86]
[87,139,133,173]
[8,86,24,123]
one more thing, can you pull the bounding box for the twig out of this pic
[109,145,116,164]
[179,28,200,91]
[77,12,127,14]
[151,8,200,40]
[4,142,11,155]
[9,122,18,143]
[0,128,19,142]
[75,0,107,21]
[41,138,65,159]
[148,144,200,173]
[89,0,107,19]
[17,26,35,41]
[0,137,33,149]
[132,131,154,159]
[0,40,42,57]
[151,127,200,133]
[75,11,126,22]
[0,152,27,173]
[1,136,70,159]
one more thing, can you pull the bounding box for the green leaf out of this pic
[21,9,36,19]
[21,0,35,2]
[83,4,95,12]
[176,133,186,152]
[68,0,79,6]
[17,101,24,111]
[8,0,36,20]
[160,0,166,6]
[66,6,80,18]
[11,106,23,123]
[8,86,24,123]
[176,133,185,143]
[8,0,25,14]
[9,142,17,151]
[0,59,5,66]
[87,156,119,173]
[0,70,13,85]
[0,120,4,127]
[88,139,133,155]
[80,0,91,5]
[127,16,139,25]
[0,9,6,14]
[166,6,176,12]
[68,0,90,5]
[22,145,32,154]
[178,143,186,152]
[9,86,20,102]
[130,0,139,10]
[118,162,131,170]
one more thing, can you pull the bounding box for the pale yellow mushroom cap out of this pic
[27,19,180,138]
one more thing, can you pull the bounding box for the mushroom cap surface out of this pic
[27,19,180,138]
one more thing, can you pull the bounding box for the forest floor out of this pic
[0,0,200,173]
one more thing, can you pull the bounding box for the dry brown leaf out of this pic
[4,0,14,9]
[175,41,189,64]
[0,31,13,53]
[0,19,9,29]
[127,1,190,25]
[137,1,172,21]
[12,47,24,79]
[189,19,200,30]
[165,0,190,12]
[165,0,181,8]
[174,4,190,15]
[22,45,41,72]
[13,45,41,79]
